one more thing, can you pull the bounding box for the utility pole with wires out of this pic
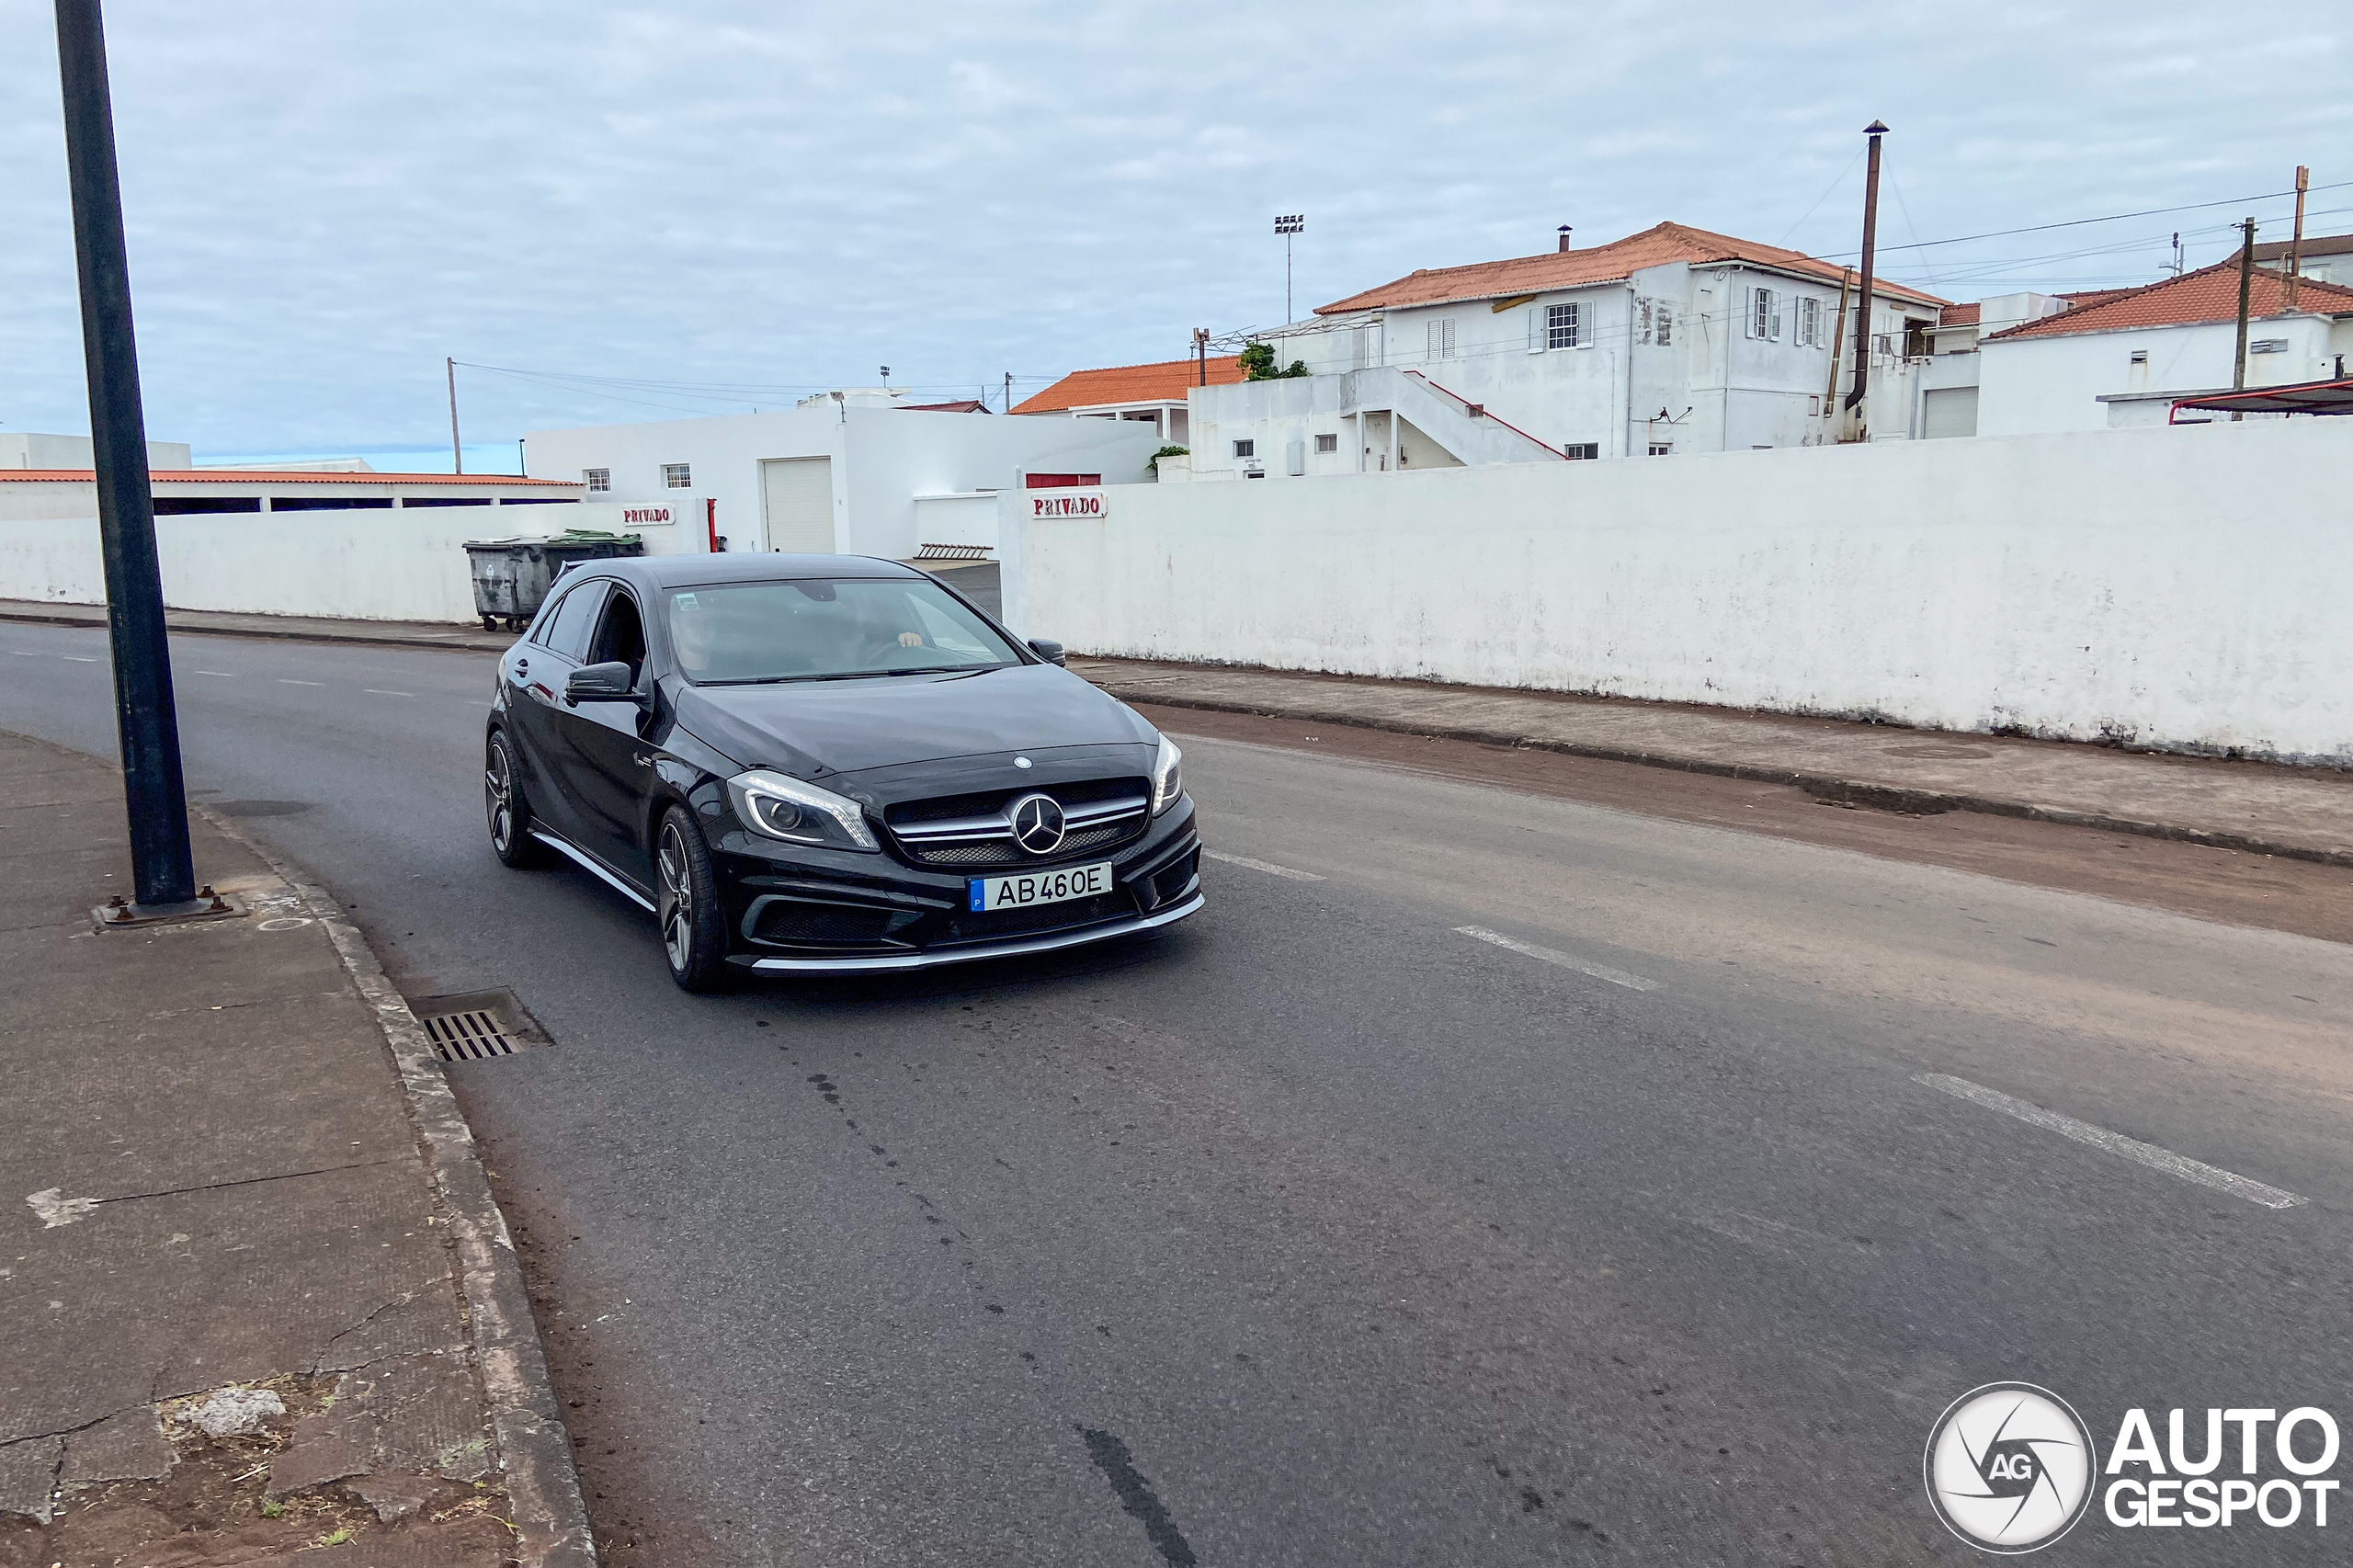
[2233,217,2256,395]
[1842,121,1888,440]
[1193,327,1210,386]
[1275,214,1304,324]
[446,356,463,473]
[55,0,209,918]
[2170,232,2184,278]
[2287,165,2310,311]
[1003,371,1012,414]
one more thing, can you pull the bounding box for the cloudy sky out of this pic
[2,1,2345,463]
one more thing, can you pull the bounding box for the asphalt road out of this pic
[8,620,2353,1566]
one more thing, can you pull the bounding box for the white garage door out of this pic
[760,457,835,553]
[1922,387,1979,439]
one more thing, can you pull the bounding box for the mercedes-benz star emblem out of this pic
[1008,792,1066,856]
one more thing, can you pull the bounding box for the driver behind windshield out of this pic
[665,577,1019,685]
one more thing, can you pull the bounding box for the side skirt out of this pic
[529,829,657,914]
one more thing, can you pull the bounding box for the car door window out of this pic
[540,581,608,662]
[588,588,647,685]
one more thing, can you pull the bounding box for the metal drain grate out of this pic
[422,1009,517,1061]
[407,989,546,1063]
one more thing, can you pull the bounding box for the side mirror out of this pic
[565,661,639,705]
[1028,638,1066,667]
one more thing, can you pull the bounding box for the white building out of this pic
[1173,222,1946,480]
[2,431,192,470]
[2253,233,2353,289]
[525,399,1164,561]
[0,467,578,522]
[1969,261,2353,437]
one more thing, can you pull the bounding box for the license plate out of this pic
[968,861,1112,913]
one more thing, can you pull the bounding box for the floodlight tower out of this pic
[1275,214,1305,324]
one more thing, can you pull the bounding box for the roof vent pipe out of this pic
[1557,226,1573,253]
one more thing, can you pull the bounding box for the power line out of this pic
[1819,180,2353,258]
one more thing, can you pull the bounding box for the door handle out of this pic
[514,657,529,676]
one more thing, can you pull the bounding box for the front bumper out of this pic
[742,889,1204,974]
[710,791,1202,973]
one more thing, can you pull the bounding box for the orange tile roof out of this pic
[1011,356,1246,415]
[0,469,580,485]
[1983,261,2353,342]
[1939,302,1981,327]
[1313,221,1947,315]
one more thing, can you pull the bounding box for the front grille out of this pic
[888,777,1151,868]
[910,842,1020,869]
[941,890,1134,943]
[751,900,916,948]
[888,777,1143,827]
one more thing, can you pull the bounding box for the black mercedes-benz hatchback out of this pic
[483,554,1202,990]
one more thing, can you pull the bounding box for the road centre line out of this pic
[1203,848,1324,881]
[61,655,97,663]
[1915,1073,2307,1210]
[364,689,414,697]
[193,670,237,677]
[1454,926,1663,992]
[277,679,323,687]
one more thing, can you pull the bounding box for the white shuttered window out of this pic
[1748,288,1782,341]
[1427,318,1456,359]
[1546,302,1580,349]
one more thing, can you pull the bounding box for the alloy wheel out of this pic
[658,822,695,972]
[485,744,515,854]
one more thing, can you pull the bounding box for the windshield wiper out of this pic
[881,665,997,677]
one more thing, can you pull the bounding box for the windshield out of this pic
[665,577,1024,684]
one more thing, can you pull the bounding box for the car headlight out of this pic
[726,769,879,853]
[1150,734,1183,815]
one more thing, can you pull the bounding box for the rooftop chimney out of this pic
[1557,225,1573,253]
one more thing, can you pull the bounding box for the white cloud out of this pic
[0,0,2341,455]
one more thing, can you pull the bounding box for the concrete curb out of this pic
[206,810,599,1567]
[0,603,502,654]
[1117,687,2353,871]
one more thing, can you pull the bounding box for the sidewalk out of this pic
[1073,658,2353,868]
[0,731,592,1565]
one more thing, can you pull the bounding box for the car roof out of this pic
[575,553,927,590]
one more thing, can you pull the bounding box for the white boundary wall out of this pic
[1004,420,2353,766]
[0,498,710,623]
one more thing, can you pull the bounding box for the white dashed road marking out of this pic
[193,670,236,677]
[61,655,97,663]
[1916,1073,2307,1210]
[1204,849,1324,881]
[364,689,413,697]
[1454,926,1662,992]
[277,679,323,687]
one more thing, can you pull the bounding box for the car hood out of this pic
[671,662,1157,778]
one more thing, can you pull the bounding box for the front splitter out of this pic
[742,891,1205,975]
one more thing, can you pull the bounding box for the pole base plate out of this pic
[91,885,240,931]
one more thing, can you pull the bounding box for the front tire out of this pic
[485,732,548,869]
[655,805,733,993]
